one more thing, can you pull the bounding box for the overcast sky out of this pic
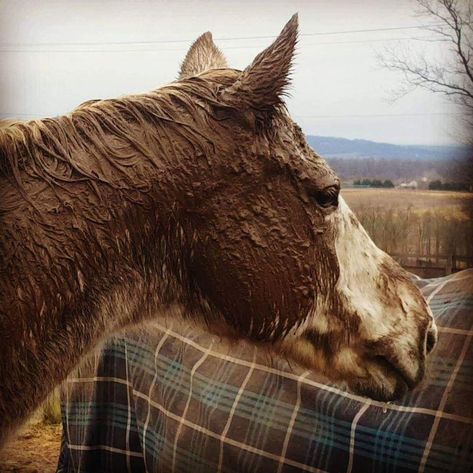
[0,0,465,145]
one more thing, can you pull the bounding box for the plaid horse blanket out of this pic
[57,270,473,473]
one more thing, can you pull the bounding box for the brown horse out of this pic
[0,15,437,447]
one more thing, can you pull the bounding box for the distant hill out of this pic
[306,135,472,161]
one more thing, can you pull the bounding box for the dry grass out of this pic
[0,423,61,473]
[342,188,473,220]
[0,393,62,473]
[342,189,473,267]
[41,391,61,425]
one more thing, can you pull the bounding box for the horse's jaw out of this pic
[279,197,437,401]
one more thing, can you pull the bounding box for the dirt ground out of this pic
[0,423,61,473]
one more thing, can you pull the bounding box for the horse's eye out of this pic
[311,185,340,209]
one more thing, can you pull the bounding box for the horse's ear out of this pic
[221,14,298,112]
[179,32,228,79]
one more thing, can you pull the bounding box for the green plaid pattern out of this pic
[57,270,473,473]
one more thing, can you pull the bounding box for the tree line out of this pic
[326,157,472,191]
[326,157,437,181]
[354,204,473,266]
[353,179,395,188]
[428,180,471,191]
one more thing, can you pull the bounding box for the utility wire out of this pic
[0,23,445,50]
[295,112,462,119]
[0,35,442,53]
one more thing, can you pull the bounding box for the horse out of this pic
[0,15,437,447]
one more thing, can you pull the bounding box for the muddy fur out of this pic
[0,15,436,447]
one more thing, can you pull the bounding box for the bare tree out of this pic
[380,0,473,142]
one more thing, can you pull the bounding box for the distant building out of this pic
[418,177,429,190]
[398,180,418,189]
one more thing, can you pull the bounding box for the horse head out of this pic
[172,15,437,400]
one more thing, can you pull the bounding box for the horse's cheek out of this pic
[188,218,315,339]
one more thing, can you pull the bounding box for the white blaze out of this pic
[331,197,394,339]
[284,195,437,395]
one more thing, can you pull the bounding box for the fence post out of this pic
[446,254,453,275]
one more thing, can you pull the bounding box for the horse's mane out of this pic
[0,70,239,203]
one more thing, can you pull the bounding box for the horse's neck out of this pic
[0,132,190,445]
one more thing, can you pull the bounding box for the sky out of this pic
[0,0,465,145]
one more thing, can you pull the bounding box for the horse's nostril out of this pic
[372,354,418,388]
[426,328,437,354]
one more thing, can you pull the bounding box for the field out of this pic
[342,188,473,276]
[342,188,473,218]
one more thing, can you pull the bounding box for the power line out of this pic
[0,23,444,50]
[0,35,441,53]
[1,113,41,118]
[227,35,438,48]
[297,23,444,37]
[295,112,462,119]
